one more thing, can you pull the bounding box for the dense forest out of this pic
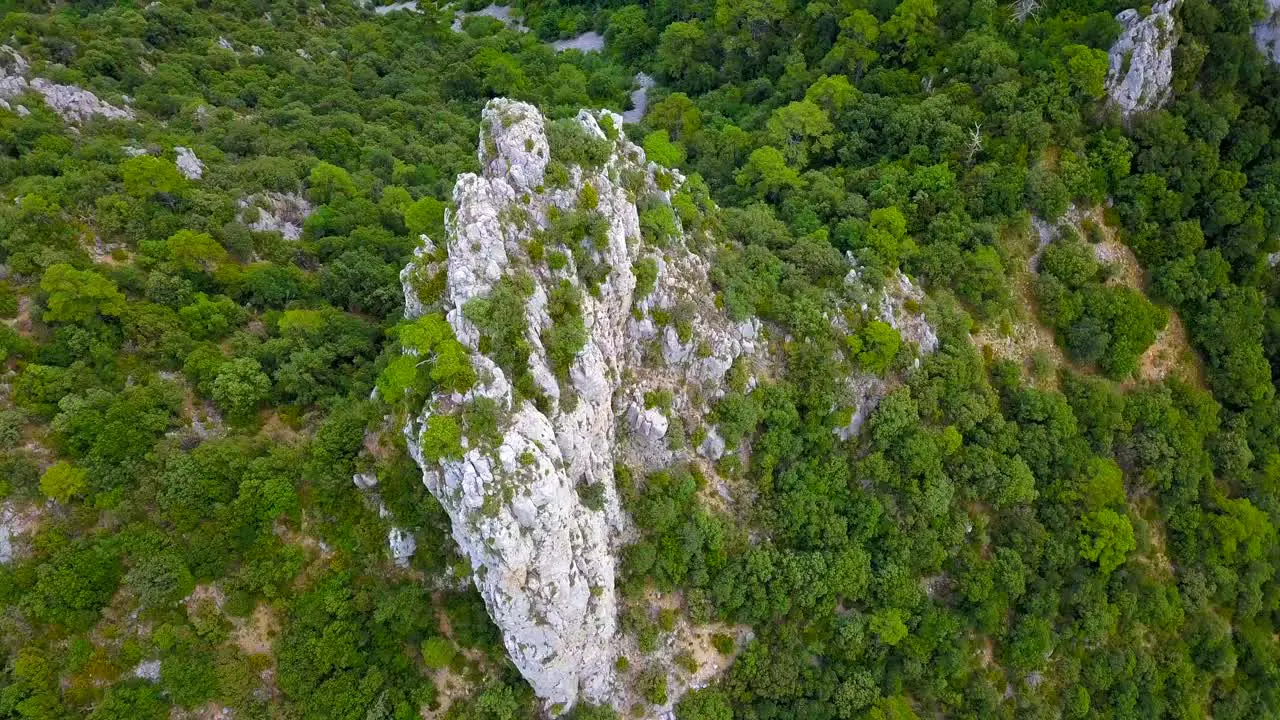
[2,0,1280,718]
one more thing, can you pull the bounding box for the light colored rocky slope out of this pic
[1256,0,1280,62]
[399,99,766,711]
[398,98,938,714]
[0,45,134,122]
[1105,0,1181,117]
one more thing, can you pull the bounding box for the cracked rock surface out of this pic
[399,99,764,712]
[1105,1,1181,116]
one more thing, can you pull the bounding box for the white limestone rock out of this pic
[388,527,416,566]
[0,515,12,564]
[0,502,38,565]
[239,192,312,241]
[175,146,204,180]
[353,471,379,490]
[697,426,726,460]
[400,99,764,713]
[622,73,655,124]
[133,660,162,682]
[1105,1,1181,116]
[1255,0,1280,62]
[625,403,669,441]
[0,46,133,124]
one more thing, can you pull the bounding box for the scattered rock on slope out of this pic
[0,45,134,123]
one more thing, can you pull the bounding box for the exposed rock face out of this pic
[239,192,312,241]
[175,147,205,180]
[400,99,764,711]
[834,270,937,442]
[388,528,416,567]
[132,660,162,682]
[1105,1,1181,116]
[0,502,38,565]
[0,46,134,123]
[1255,0,1280,62]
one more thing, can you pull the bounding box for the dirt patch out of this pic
[13,295,34,336]
[1130,496,1175,579]
[610,589,752,716]
[974,207,1203,388]
[172,702,235,720]
[1137,311,1200,386]
[970,268,1067,391]
[1078,207,1202,387]
[260,411,305,445]
[233,603,280,656]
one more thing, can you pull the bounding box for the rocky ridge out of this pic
[1104,0,1181,117]
[398,99,937,714]
[399,98,771,711]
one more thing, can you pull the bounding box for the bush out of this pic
[547,118,612,169]
[421,636,456,670]
[543,280,587,380]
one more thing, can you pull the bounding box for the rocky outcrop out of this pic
[0,46,134,123]
[1105,1,1180,116]
[239,192,312,241]
[388,527,416,567]
[0,502,38,565]
[175,147,205,180]
[834,269,937,441]
[1255,0,1280,62]
[399,99,765,711]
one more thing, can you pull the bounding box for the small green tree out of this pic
[420,416,464,462]
[870,607,909,646]
[40,264,126,323]
[404,196,446,239]
[39,461,88,503]
[211,358,271,423]
[421,636,456,670]
[308,161,357,204]
[1079,508,1136,573]
[121,155,186,198]
[857,321,902,374]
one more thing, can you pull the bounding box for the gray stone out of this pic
[353,472,379,490]
[1255,0,1280,62]
[450,4,528,33]
[0,46,133,124]
[133,660,162,682]
[388,528,416,566]
[552,32,605,53]
[175,146,204,180]
[697,427,726,460]
[239,192,312,241]
[374,1,418,14]
[1105,1,1181,116]
[626,403,669,441]
[400,99,770,713]
[622,73,655,124]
